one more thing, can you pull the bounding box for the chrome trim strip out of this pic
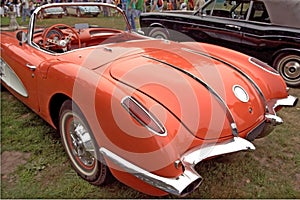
[100,147,202,196]
[100,137,255,196]
[121,96,167,136]
[248,57,279,76]
[181,48,268,112]
[0,58,28,97]
[143,55,238,137]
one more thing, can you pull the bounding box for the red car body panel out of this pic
[1,3,297,197]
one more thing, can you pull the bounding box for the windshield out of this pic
[33,4,129,30]
[28,3,133,53]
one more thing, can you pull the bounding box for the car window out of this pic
[203,0,250,20]
[232,1,250,19]
[248,1,270,23]
[203,0,235,17]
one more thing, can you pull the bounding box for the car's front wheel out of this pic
[274,53,300,87]
[59,100,112,185]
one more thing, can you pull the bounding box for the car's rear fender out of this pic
[184,42,289,100]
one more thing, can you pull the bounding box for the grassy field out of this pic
[1,86,299,199]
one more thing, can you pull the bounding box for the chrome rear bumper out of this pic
[266,95,297,123]
[100,137,255,196]
[247,95,298,141]
[99,96,297,196]
[267,95,298,119]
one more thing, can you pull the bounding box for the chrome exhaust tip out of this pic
[179,176,203,196]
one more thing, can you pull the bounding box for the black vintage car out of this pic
[140,0,300,87]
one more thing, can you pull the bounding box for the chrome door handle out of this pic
[225,24,241,30]
[26,63,36,71]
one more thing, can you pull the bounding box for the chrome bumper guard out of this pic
[274,95,298,108]
[99,137,255,196]
[247,95,298,141]
[266,95,298,125]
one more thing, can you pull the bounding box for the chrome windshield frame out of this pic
[27,2,131,49]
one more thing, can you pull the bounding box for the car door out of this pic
[0,36,46,112]
[240,0,273,62]
[193,0,250,50]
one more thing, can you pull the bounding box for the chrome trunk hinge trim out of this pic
[182,48,269,113]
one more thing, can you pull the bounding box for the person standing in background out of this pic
[134,0,144,30]
[171,0,176,10]
[194,0,204,10]
[121,0,126,11]
[188,0,193,10]
[21,0,30,22]
[29,0,35,14]
[150,0,163,12]
[126,0,136,30]
[12,0,20,17]
[135,0,144,17]
[8,4,19,29]
[0,0,6,17]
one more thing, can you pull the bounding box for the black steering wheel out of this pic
[42,24,81,52]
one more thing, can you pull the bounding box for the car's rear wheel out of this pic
[59,100,112,185]
[274,53,300,87]
[148,27,169,40]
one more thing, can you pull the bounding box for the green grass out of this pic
[1,87,300,198]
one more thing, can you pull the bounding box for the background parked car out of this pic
[140,0,300,87]
[39,7,65,18]
[65,5,100,17]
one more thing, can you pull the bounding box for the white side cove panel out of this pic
[0,58,28,97]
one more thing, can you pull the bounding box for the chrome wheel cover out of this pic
[277,54,300,86]
[61,111,98,176]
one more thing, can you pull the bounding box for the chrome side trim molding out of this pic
[0,58,28,97]
[100,137,255,196]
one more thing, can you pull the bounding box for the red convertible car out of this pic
[0,2,298,197]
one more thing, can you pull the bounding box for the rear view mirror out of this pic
[16,31,27,45]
